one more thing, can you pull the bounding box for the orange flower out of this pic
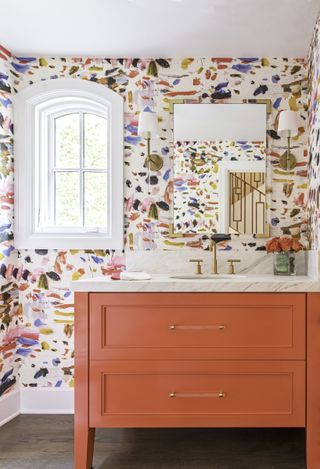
[266,236,304,253]
[291,238,303,252]
[266,237,281,253]
[278,237,293,252]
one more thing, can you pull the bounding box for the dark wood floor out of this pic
[0,415,306,469]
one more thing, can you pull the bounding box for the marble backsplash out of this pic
[126,249,318,277]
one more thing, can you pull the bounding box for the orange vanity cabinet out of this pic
[74,292,320,469]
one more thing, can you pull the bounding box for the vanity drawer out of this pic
[89,360,305,428]
[89,293,306,360]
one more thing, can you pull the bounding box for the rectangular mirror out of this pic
[173,103,267,235]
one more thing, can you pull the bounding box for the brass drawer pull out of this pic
[168,324,225,331]
[169,391,225,399]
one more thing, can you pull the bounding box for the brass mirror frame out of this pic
[167,98,272,239]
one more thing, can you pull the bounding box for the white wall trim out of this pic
[20,388,74,414]
[0,389,20,426]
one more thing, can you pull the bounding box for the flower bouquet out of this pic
[266,236,304,276]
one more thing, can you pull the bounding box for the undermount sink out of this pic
[170,274,246,280]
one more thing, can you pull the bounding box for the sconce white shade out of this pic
[138,111,160,138]
[277,110,298,138]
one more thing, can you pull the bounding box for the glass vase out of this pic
[273,251,296,276]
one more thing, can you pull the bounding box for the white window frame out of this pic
[14,78,123,249]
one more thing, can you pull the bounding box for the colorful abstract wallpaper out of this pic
[0,11,319,395]
[173,140,266,233]
[308,14,320,251]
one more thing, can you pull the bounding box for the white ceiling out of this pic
[0,0,319,57]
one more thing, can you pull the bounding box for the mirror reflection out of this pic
[173,103,267,235]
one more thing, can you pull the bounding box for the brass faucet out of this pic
[189,259,203,275]
[209,239,218,274]
[227,259,241,274]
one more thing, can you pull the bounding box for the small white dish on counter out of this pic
[120,271,151,281]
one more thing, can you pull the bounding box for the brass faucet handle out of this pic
[227,259,241,275]
[189,259,204,275]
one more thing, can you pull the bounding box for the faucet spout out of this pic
[209,240,218,275]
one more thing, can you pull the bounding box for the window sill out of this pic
[14,232,123,250]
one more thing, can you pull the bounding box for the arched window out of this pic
[14,78,123,249]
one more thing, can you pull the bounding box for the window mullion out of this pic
[80,112,85,227]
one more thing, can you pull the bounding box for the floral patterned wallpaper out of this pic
[0,50,311,391]
[308,14,320,251]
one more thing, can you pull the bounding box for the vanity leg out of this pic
[75,426,95,469]
[87,428,95,468]
[75,292,95,469]
[306,293,320,469]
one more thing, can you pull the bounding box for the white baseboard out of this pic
[0,389,20,426]
[0,388,74,419]
[20,388,74,414]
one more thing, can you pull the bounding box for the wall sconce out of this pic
[137,110,163,172]
[277,110,298,171]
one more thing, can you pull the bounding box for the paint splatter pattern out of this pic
[308,15,320,250]
[0,51,311,390]
[173,140,266,233]
[0,45,20,396]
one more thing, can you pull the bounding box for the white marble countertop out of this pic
[70,274,320,293]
